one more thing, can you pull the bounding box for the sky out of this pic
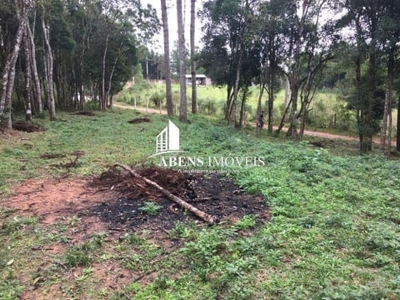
[141,0,204,53]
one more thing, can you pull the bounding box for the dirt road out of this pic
[114,102,388,146]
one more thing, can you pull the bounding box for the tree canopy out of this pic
[0,0,159,125]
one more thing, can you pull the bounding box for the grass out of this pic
[117,82,399,138]
[1,108,400,299]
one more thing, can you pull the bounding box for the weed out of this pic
[0,280,24,300]
[139,201,162,216]
[234,215,256,230]
[121,233,146,245]
[64,246,92,267]
[0,216,38,236]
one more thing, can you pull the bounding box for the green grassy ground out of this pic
[1,109,400,299]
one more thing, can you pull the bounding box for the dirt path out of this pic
[114,102,379,144]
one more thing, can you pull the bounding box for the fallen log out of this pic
[114,163,216,225]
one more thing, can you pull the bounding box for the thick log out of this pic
[114,163,215,225]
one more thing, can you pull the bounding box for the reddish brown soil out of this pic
[4,177,116,226]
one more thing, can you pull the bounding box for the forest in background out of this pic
[2,0,400,154]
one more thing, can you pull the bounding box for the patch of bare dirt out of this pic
[12,121,45,133]
[73,111,96,116]
[85,166,269,230]
[4,166,269,232]
[127,117,151,124]
[3,177,116,226]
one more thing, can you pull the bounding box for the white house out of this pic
[185,74,212,86]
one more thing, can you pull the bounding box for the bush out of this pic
[198,97,218,115]
[150,92,164,107]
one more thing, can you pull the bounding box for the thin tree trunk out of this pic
[381,50,394,153]
[101,34,110,110]
[276,98,292,135]
[284,76,291,122]
[0,1,28,129]
[239,86,247,127]
[106,40,124,109]
[26,19,43,114]
[225,85,233,121]
[267,79,274,134]
[256,82,265,134]
[161,0,173,115]
[286,82,299,139]
[190,0,197,114]
[230,44,243,126]
[397,93,400,151]
[388,101,392,156]
[41,10,56,120]
[177,0,187,121]
[23,30,33,121]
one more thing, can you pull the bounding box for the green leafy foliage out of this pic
[139,201,162,216]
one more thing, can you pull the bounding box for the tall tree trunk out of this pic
[41,9,56,120]
[26,19,43,114]
[0,0,28,129]
[354,53,364,150]
[190,0,197,114]
[397,93,400,152]
[106,41,124,109]
[286,82,299,139]
[284,75,291,122]
[23,30,33,121]
[267,78,274,134]
[101,34,110,110]
[177,0,187,121]
[276,98,292,135]
[388,99,392,156]
[361,46,376,154]
[239,86,248,127]
[256,82,265,133]
[381,50,394,154]
[161,0,173,115]
[230,44,243,126]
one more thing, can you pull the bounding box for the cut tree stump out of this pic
[114,163,216,225]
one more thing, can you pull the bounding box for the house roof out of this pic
[185,74,207,78]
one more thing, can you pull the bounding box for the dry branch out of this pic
[114,163,215,225]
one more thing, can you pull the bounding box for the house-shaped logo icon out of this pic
[154,120,181,155]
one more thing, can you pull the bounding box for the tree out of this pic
[190,0,197,114]
[25,17,43,115]
[161,0,173,115]
[337,0,388,153]
[377,0,400,154]
[277,0,335,140]
[41,4,56,120]
[199,0,259,126]
[256,0,287,133]
[177,0,187,121]
[0,0,29,129]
